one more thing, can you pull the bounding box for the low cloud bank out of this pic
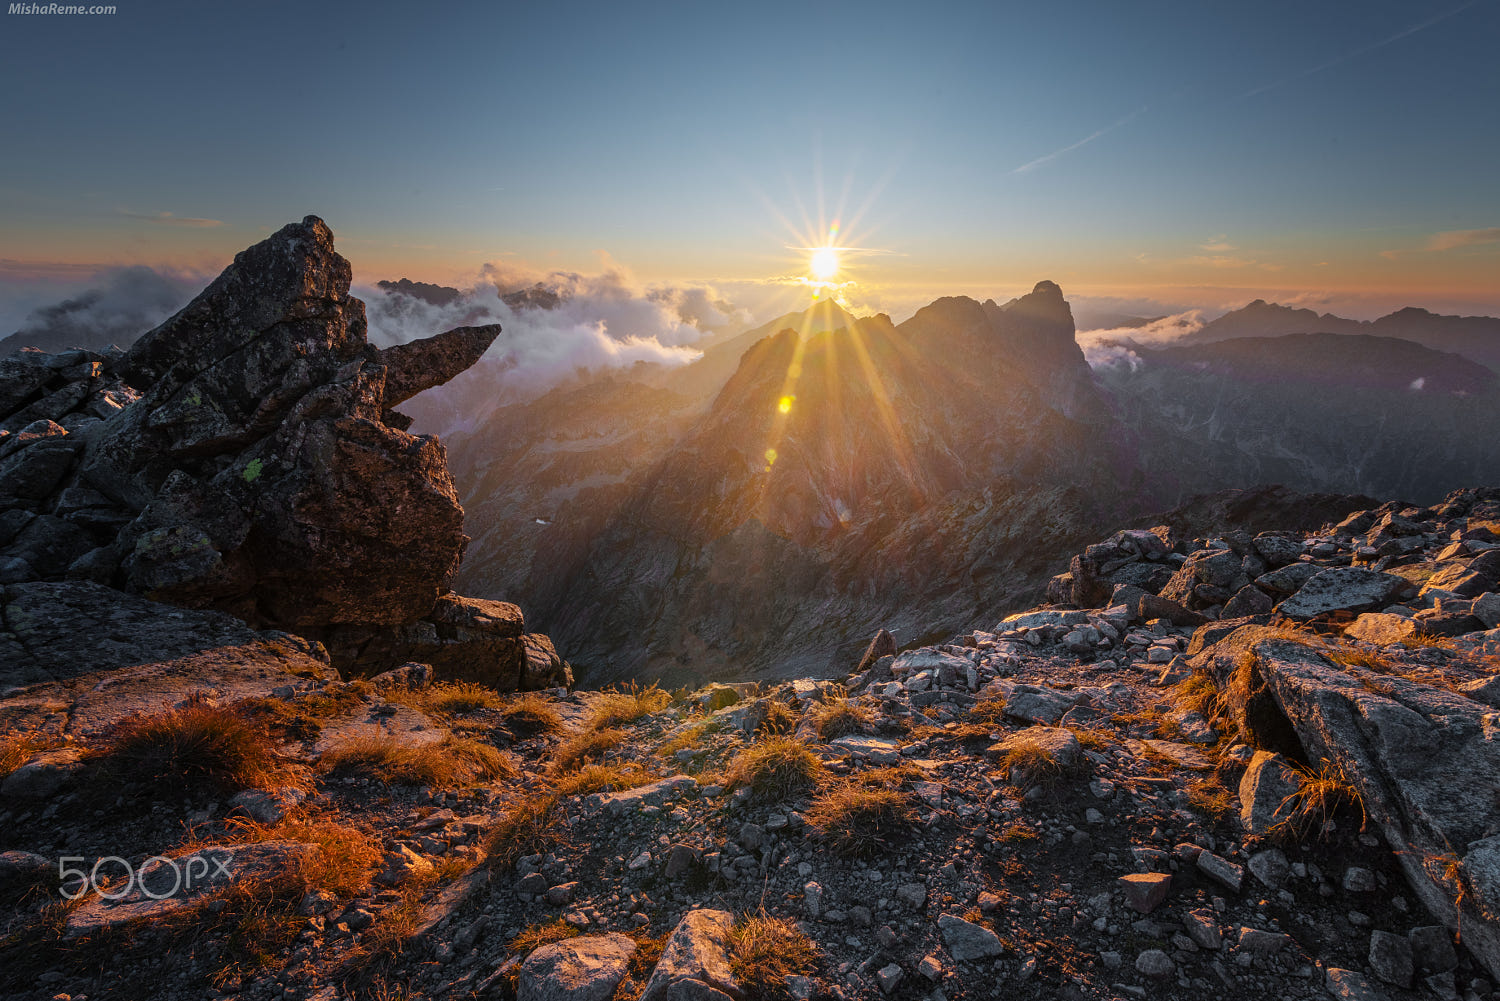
[1076,310,1207,370]
[361,261,752,393]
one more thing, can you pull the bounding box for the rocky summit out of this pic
[0,217,569,691]
[2,219,1500,1001]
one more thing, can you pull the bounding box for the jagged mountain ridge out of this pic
[503,283,1149,687]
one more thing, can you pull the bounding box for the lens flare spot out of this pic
[778,395,794,414]
[764,447,778,468]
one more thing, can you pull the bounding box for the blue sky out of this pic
[2,0,1497,320]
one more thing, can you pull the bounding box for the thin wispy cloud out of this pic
[1426,227,1500,251]
[1382,226,1500,259]
[1200,235,1236,252]
[117,209,223,228]
[1010,106,1148,175]
[1245,1,1479,98]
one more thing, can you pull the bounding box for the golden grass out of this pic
[425,681,505,715]
[0,733,61,781]
[551,762,655,797]
[611,930,672,1001]
[724,736,823,800]
[499,692,564,736]
[805,781,916,857]
[757,700,798,736]
[1186,777,1235,822]
[584,683,671,731]
[1269,761,1367,841]
[100,698,282,792]
[809,697,873,740]
[993,741,1066,790]
[1326,647,1397,673]
[553,727,625,771]
[321,734,515,787]
[657,720,713,759]
[996,823,1040,844]
[1173,672,1221,718]
[1068,726,1116,753]
[510,916,580,955]
[487,792,568,868]
[969,695,1008,727]
[728,914,821,1000]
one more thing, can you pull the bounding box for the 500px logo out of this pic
[58,850,235,901]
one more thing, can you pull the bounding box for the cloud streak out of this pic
[1425,227,1500,252]
[117,209,224,228]
[1245,2,1479,98]
[1010,106,1148,174]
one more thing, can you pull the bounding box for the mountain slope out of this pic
[1096,331,1500,502]
[521,283,1149,686]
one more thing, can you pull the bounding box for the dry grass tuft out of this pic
[499,692,564,736]
[425,681,505,715]
[810,697,873,740]
[0,733,62,781]
[968,695,1008,728]
[757,700,798,736]
[487,792,568,867]
[1068,726,1116,753]
[1269,761,1366,841]
[1173,672,1221,718]
[101,698,281,792]
[1326,646,1397,674]
[996,823,1040,844]
[611,930,672,1001]
[321,734,514,787]
[993,741,1066,790]
[724,736,823,800]
[805,780,916,857]
[552,727,625,771]
[551,762,654,797]
[1186,777,1235,822]
[657,720,713,759]
[509,916,580,955]
[729,914,821,1000]
[584,683,671,731]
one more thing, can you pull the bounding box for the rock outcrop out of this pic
[0,217,564,688]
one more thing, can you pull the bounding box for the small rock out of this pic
[1117,872,1172,914]
[1135,949,1174,978]
[937,913,1002,962]
[1196,851,1244,892]
[877,963,903,994]
[1368,930,1414,988]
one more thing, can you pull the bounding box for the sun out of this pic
[809,246,840,282]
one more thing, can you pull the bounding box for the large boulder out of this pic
[518,933,637,1001]
[1202,625,1500,979]
[1276,567,1410,619]
[0,218,566,687]
[639,909,739,1001]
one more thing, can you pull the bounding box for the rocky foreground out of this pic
[3,486,1499,1001]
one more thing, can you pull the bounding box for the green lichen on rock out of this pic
[242,458,264,483]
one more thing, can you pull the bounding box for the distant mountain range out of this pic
[1179,298,1500,373]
